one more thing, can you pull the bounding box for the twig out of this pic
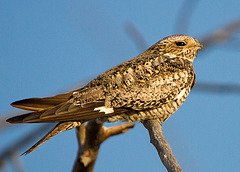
[200,20,240,48]
[72,121,135,172]
[194,82,240,94]
[175,0,200,34]
[9,151,25,172]
[125,22,148,53]
[142,119,183,172]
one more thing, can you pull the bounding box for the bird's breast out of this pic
[101,85,191,123]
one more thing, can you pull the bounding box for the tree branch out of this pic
[0,124,54,160]
[72,121,135,172]
[200,20,240,48]
[142,119,183,172]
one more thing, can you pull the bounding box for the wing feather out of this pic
[10,89,81,111]
[7,101,129,123]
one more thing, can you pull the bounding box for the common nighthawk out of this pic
[7,35,203,155]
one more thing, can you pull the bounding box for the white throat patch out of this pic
[174,88,186,100]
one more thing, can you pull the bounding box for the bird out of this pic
[7,35,203,155]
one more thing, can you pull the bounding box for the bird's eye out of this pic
[175,42,186,46]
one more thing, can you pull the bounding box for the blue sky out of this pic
[1,1,240,171]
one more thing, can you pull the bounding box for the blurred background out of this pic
[1,0,240,171]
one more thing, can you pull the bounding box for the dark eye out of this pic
[175,42,186,46]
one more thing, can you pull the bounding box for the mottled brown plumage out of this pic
[7,35,203,155]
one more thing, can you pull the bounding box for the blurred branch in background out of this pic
[200,20,240,48]
[0,123,54,170]
[125,22,148,53]
[193,82,240,94]
[8,151,25,172]
[175,0,200,34]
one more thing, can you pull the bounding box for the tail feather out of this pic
[21,121,81,155]
[10,90,80,111]
[7,113,34,123]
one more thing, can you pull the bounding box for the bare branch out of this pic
[72,121,135,172]
[104,122,135,139]
[125,22,148,53]
[194,82,240,94]
[175,0,200,34]
[0,159,4,170]
[142,119,183,172]
[9,151,25,172]
[200,20,240,48]
[0,124,54,160]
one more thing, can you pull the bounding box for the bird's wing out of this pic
[10,89,82,111]
[8,81,128,123]
[7,100,129,123]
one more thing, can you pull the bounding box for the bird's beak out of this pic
[198,43,204,50]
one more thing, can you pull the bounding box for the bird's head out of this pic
[148,35,203,62]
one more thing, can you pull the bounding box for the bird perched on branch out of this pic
[7,35,203,155]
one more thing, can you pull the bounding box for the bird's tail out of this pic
[21,121,81,155]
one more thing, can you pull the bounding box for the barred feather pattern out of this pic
[71,53,194,123]
[102,86,190,123]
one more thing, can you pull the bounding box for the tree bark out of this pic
[72,121,135,172]
[142,119,183,172]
